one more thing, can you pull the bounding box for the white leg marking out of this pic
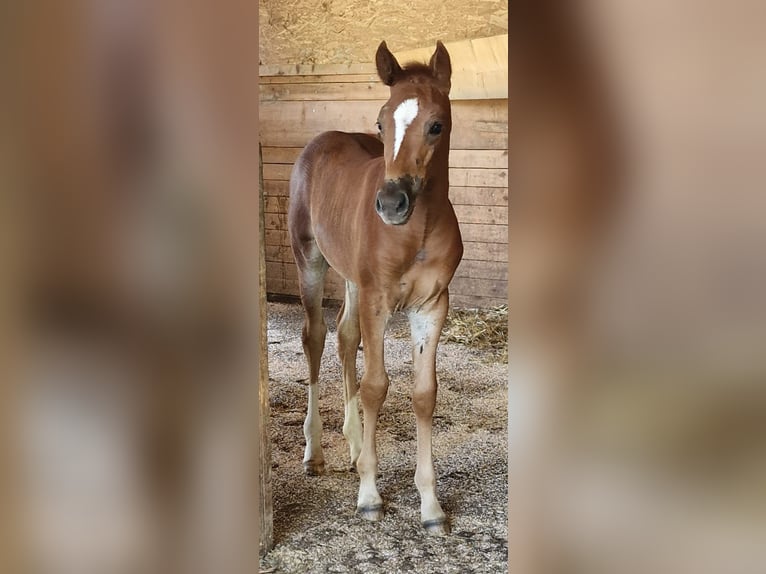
[409,310,437,350]
[343,395,363,465]
[303,383,323,466]
[409,304,449,533]
[393,98,419,160]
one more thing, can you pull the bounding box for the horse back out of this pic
[292,130,382,178]
[288,131,383,241]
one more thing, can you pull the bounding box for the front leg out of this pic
[409,292,450,535]
[355,290,390,522]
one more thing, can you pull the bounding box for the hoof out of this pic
[357,504,384,522]
[303,461,325,476]
[422,517,450,536]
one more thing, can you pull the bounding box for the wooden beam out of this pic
[453,204,508,225]
[259,62,375,77]
[260,81,389,102]
[259,35,508,101]
[449,186,509,206]
[451,293,507,309]
[393,35,508,100]
[449,149,509,169]
[451,276,508,299]
[260,73,380,85]
[455,259,509,281]
[462,241,508,262]
[258,145,273,556]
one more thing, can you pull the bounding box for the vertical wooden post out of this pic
[259,143,274,556]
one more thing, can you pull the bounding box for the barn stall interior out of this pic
[259,3,508,572]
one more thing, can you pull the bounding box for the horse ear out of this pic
[429,41,452,94]
[376,41,402,86]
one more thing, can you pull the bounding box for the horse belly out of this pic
[312,232,354,282]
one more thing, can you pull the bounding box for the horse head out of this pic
[373,41,452,225]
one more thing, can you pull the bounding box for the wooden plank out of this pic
[259,100,507,150]
[455,259,508,282]
[450,293,507,310]
[259,35,508,101]
[264,180,290,197]
[261,73,380,85]
[265,244,293,261]
[268,261,298,280]
[262,147,303,164]
[259,62,376,77]
[460,223,507,244]
[264,196,288,214]
[449,186,508,206]
[265,229,291,246]
[260,81,389,102]
[450,101,508,149]
[262,164,293,181]
[450,168,507,188]
[451,276,508,299]
[391,35,508,100]
[394,36,508,73]
[265,275,299,297]
[264,212,287,231]
[265,261,282,279]
[258,100,378,147]
[263,147,508,169]
[462,241,508,262]
[453,205,508,225]
[449,149,508,169]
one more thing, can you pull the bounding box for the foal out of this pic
[288,41,462,535]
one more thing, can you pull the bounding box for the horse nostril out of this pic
[375,198,383,213]
[396,193,408,214]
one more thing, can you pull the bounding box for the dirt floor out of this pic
[261,301,508,574]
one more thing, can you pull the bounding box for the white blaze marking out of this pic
[393,98,419,160]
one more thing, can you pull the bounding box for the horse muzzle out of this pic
[375,176,422,225]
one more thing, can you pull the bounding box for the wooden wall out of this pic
[260,52,508,308]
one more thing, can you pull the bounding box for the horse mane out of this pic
[397,62,436,83]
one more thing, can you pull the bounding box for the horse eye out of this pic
[429,122,443,135]
[376,121,382,133]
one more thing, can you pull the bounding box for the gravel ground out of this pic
[261,301,508,574]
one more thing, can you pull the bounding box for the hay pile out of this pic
[441,305,508,363]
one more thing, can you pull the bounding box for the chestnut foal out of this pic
[288,41,462,535]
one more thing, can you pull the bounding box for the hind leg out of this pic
[336,280,362,469]
[292,239,328,476]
